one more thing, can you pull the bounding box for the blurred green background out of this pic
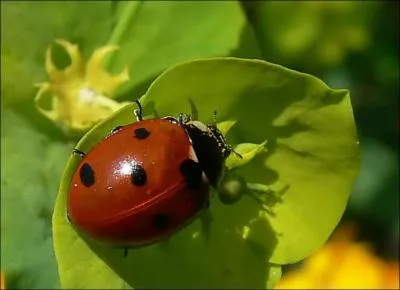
[1,1,398,289]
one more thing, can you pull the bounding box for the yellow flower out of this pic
[34,40,130,136]
[275,224,399,289]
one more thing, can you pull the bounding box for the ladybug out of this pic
[67,100,238,253]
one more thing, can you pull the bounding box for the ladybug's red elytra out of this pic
[67,100,237,254]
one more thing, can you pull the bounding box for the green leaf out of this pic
[1,1,112,106]
[226,141,267,170]
[54,57,360,288]
[141,57,361,264]
[106,1,247,98]
[1,109,72,289]
[248,1,380,68]
[54,103,282,289]
[217,119,237,136]
[267,265,282,289]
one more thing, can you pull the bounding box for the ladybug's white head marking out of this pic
[187,120,208,133]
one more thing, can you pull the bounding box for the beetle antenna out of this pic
[224,143,242,159]
[134,99,143,121]
[231,148,243,159]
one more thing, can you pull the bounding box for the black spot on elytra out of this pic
[80,163,95,187]
[131,164,147,186]
[134,128,150,140]
[153,214,170,230]
[180,159,203,189]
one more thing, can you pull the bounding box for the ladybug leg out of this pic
[200,209,213,242]
[72,149,86,158]
[111,125,124,134]
[178,113,190,124]
[158,237,170,249]
[134,99,143,121]
[123,247,129,258]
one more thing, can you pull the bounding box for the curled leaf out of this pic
[226,141,267,170]
[217,119,237,136]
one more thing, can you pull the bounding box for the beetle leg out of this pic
[203,199,211,210]
[134,99,143,121]
[72,149,86,158]
[123,248,129,258]
[178,113,190,124]
[159,237,170,249]
[111,125,124,134]
[200,209,213,243]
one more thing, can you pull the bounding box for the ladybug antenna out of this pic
[209,110,243,159]
[231,147,243,159]
[134,99,143,121]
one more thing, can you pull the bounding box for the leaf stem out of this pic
[105,1,141,68]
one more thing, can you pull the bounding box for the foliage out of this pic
[1,2,249,288]
[53,58,359,288]
[1,1,396,289]
[246,1,381,70]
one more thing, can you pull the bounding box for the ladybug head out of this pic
[180,115,240,188]
[202,122,233,159]
[176,110,238,157]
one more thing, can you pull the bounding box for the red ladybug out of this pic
[67,100,235,253]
